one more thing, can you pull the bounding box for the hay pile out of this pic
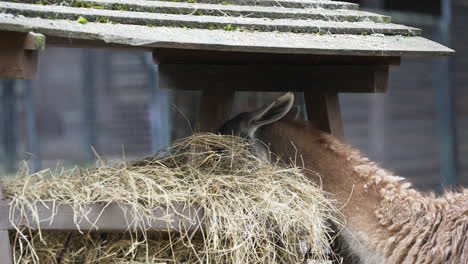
[4,134,340,264]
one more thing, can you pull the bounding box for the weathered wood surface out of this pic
[305,92,344,140]
[0,31,44,79]
[153,48,402,65]
[0,200,204,232]
[135,0,360,10]
[8,0,387,23]
[0,2,453,56]
[158,64,389,93]
[0,2,418,36]
[23,32,46,51]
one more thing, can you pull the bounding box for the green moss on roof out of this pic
[76,16,88,24]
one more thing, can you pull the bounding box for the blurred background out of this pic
[0,0,466,192]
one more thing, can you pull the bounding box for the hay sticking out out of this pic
[4,133,340,264]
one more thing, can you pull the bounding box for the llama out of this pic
[218,93,468,264]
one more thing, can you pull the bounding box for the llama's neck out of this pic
[260,121,415,260]
[261,121,467,263]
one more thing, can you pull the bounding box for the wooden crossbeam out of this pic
[153,48,401,66]
[0,31,45,79]
[0,198,203,264]
[0,200,204,232]
[158,64,389,93]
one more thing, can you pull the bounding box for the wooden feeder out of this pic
[0,0,453,262]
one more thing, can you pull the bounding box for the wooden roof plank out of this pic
[174,0,360,9]
[39,0,388,23]
[0,2,418,35]
[168,0,359,10]
[52,0,361,10]
[0,15,454,56]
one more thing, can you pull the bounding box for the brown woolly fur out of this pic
[258,120,468,264]
[4,133,340,264]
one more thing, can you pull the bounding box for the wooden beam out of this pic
[0,31,45,79]
[304,91,344,140]
[153,48,401,66]
[0,201,204,232]
[197,89,235,132]
[158,64,389,93]
[23,32,46,51]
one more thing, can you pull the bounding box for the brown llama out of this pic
[218,93,468,264]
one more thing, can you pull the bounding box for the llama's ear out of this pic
[218,93,294,138]
[283,106,300,120]
[248,92,295,127]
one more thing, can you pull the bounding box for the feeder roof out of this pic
[0,0,453,56]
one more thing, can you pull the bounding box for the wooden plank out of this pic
[153,48,401,66]
[0,17,454,57]
[0,31,39,79]
[197,89,235,132]
[158,64,389,93]
[0,230,13,264]
[1,2,420,36]
[0,201,204,232]
[36,0,384,23]
[136,0,360,10]
[304,92,344,140]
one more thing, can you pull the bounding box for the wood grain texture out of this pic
[305,91,344,140]
[0,201,204,232]
[158,64,389,93]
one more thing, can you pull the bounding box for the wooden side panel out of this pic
[0,201,204,232]
[304,91,344,140]
[0,31,42,79]
[158,64,389,93]
[0,230,12,264]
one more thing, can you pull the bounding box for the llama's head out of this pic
[218,93,299,161]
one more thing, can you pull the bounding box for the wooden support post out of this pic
[304,91,344,140]
[198,90,235,132]
[0,31,45,79]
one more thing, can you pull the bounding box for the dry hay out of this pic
[3,133,341,264]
